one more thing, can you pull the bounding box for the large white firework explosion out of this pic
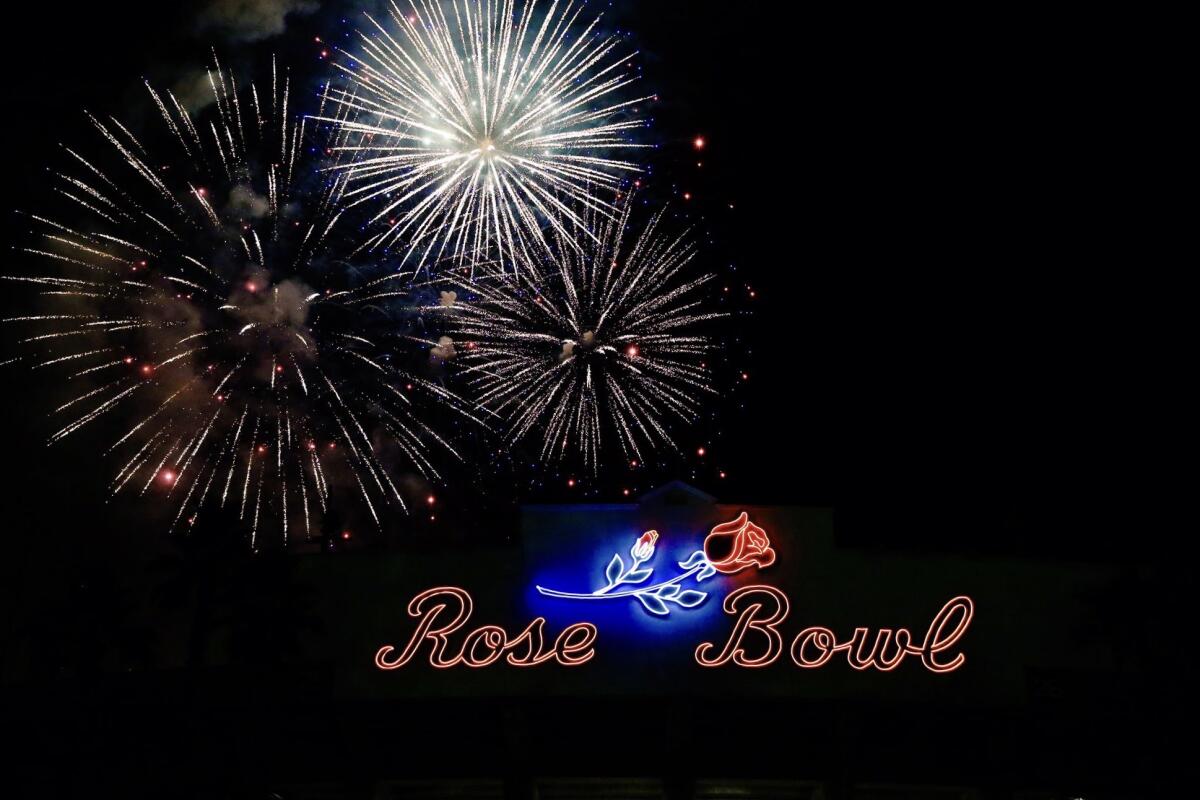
[317,0,650,272]
[1,58,482,547]
[440,199,723,472]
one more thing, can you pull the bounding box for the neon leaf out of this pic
[625,568,653,584]
[604,554,624,586]
[637,593,670,615]
[674,590,707,608]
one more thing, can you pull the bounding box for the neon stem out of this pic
[592,557,648,595]
[536,565,703,600]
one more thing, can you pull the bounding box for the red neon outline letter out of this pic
[696,585,789,667]
[915,595,973,673]
[375,586,473,670]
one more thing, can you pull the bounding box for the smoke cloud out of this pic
[197,0,320,42]
[228,185,271,219]
[431,336,457,361]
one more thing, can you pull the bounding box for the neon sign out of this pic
[535,512,775,616]
[695,585,974,672]
[375,513,974,673]
[375,587,597,669]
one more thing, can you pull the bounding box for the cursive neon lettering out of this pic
[696,585,789,667]
[700,587,973,673]
[504,617,555,666]
[918,595,974,673]
[375,586,473,669]
[375,587,597,669]
[378,587,973,673]
[791,626,836,668]
[554,623,599,666]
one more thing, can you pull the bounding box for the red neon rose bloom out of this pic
[631,530,658,561]
[703,512,775,574]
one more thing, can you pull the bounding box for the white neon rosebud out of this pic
[631,530,658,561]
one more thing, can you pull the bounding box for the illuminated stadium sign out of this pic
[374,512,974,673]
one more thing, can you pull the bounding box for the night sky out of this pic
[0,3,1153,558]
[0,3,1176,797]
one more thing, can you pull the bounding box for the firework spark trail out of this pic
[314,0,650,274]
[441,199,724,472]
[3,58,484,546]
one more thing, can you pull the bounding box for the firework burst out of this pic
[316,0,650,272]
[441,200,722,472]
[2,58,482,547]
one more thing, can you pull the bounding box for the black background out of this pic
[0,1,1145,551]
[0,1,1175,796]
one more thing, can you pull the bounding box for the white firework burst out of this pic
[440,200,723,471]
[2,58,483,547]
[317,0,650,272]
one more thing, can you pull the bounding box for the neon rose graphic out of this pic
[701,512,775,574]
[632,531,658,561]
[536,513,776,617]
